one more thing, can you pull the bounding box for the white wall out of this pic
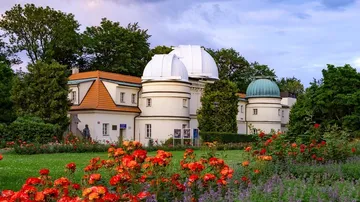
[237,121,247,134]
[140,82,191,117]
[76,111,137,143]
[247,122,281,134]
[236,100,246,121]
[102,81,139,106]
[281,97,297,108]
[281,108,290,124]
[136,118,190,146]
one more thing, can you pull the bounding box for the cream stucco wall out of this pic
[68,81,94,105]
[246,97,282,134]
[136,118,189,146]
[237,121,247,134]
[74,111,138,143]
[102,81,140,106]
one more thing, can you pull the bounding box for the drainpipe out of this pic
[133,87,142,141]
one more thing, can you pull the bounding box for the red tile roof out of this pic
[70,71,141,113]
[237,93,246,98]
[69,70,141,84]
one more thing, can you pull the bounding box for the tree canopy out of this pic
[81,18,150,76]
[288,64,360,138]
[277,77,304,96]
[0,62,16,124]
[0,4,81,67]
[11,61,70,130]
[197,80,238,133]
[150,45,173,56]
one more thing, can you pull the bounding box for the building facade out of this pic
[68,45,296,145]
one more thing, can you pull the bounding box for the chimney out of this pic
[72,67,79,75]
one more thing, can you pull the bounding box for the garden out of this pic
[1,124,360,202]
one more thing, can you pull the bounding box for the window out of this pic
[183,99,188,108]
[182,124,187,129]
[71,91,76,102]
[278,109,281,116]
[102,123,109,136]
[146,98,152,107]
[120,92,125,103]
[145,124,151,138]
[253,109,258,115]
[131,94,136,104]
[241,105,244,113]
[282,110,284,118]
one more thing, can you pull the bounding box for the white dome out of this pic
[170,45,219,80]
[142,54,189,82]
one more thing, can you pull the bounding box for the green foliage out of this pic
[11,61,70,130]
[150,45,173,55]
[322,125,351,161]
[0,4,81,67]
[197,80,238,133]
[3,116,61,144]
[288,64,360,138]
[81,18,150,76]
[206,48,278,92]
[200,132,255,143]
[0,62,16,124]
[276,77,304,96]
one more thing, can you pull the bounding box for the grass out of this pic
[0,149,245,190]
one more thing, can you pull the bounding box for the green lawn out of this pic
[0,149,244,190]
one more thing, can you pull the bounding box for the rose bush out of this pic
[0,141,236,201]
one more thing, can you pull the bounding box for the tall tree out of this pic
[0,4,81,67]
[288,64,360,137]
[206,48,277,92]
[197,80,238,133]
[11,61,70,130]
[0,62,16,124]
[150,45,173,55]
[82,18,150,76]
[277,77,304,96]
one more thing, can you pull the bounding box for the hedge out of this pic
[200,132,256,143]
[1,116,62,144]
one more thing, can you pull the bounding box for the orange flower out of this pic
[245,147,252,152]
[0,154,3,160]
[291,143,297,148]
[241,161,250,167]
[254,169,260,174]
[35,192,44,201]
[203,173,216,182]
[123,141,130,147]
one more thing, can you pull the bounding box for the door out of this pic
[119,129,124,143]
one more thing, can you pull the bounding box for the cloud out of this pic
[321,0,356,9]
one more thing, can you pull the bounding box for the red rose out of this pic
[39,169,50,175]
[314,123,320,129]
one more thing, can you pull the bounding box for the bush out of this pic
[3,116,62,144]
[200,132,256,143]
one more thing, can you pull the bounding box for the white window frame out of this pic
[146,98,152,107]
[102,123,109,136]
[120,92,125,103]
[131,94,136,104]
[183,99,188,108]
[241,105,244,113]
[253,109,258,115]
[145,124,151,138]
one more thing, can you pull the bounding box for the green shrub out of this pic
[4,116,62,144]
[200,132,256,143]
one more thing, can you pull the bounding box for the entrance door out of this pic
[119,129,124,143]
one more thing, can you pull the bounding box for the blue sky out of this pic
[1,0,360,87]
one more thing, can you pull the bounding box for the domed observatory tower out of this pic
[246,78,282,134]
[137,54,191,145]
[170,45,219,130]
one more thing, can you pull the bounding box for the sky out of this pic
[1,0,360,87]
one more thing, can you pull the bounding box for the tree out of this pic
[206,48,277,92]
[0,62,16,124]
[11,61,70,130]
[150,45,173,55]
[197,80,238,133]
[0,4,81,67]
[277,77,304,96]
[82,18,150,76]
[288,64,360,138]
